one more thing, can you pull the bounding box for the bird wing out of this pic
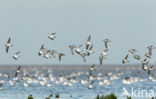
[7,37,11,43]
[59,54,61,61]
[15,72,18,77]
[104,42,108,49]
[125,54,129,59]
[69,47,74,55]
[86,45,89,50]
[87,35,91,42]
[17,65,21,70]
[16,52,20,54]
[40,44,44,50]
[78,44,82,48]
[99,56,103,65]
[91,64,95,68]
[89,45,93,50]
[82,56,86,62]
[6,46,9,53]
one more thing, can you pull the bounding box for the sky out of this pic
[0,0,156,65]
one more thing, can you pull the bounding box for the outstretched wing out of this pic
[86,44,89,50]
[125,54,129,59]
[6,46,9,53]
[69,47,74,55]
[82,56,86,62]
[17,65,21,71]
[15,52,20,54]
[7,37,11,43]
[104,42,108,49]
[91,64,95,68]
[40,44,44,50]
[87,35,91,42]
[59,54,61,61]
[89,45,93,50]
[78,44,82,48]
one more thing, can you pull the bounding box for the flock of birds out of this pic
[122,46,155,75]
[0,33,155,93]
[38,33,111,64]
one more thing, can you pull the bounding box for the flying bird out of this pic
[129,49,137,55]
[122,54,129,64]
[48,33,56,40]
[133,55,141,60]
[89,64,96,71]
[80,53,88,62]
[147,65,154,75]
[75,44,83,55]
[87,45,94,56]
[58,53,65,61]
[85,35,92,50]
[99,55,104,65]
[12,52,20,60]
[69,45,76,55]
[49,50,57,58]
[141,58,149,70]
[15,65,21,77]
[43,50,51,59]
[5,37,13,53]
[101,49,108,57]
[38,44,46,56]
[103,39,111,50]
[145,53,152,58]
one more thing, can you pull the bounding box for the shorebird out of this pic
[43,50,51,59]
[49,50,57,58]
[48,33,56,40]
[88,81,94,89]
[58,53,65,61]
[80,53,88,62]
[133,55,141,60]
[69,45,76,55]
[87,45,94,56]
[99,55,104,65]
[75,44,83,55]
[15,65,21,77]
[147,65,154,75]
[145,45,155,58]
[122,77,132,84]
[3,73,11,78]
[5,37,13,53]
[147,45,155,52]
[129,49,137,55]
[12,52,20,60]
[89,64,96,71]
[101,49,108,57]
[103,39,111,50]
[141,59,149,70]
[85,35,92,50]
[145,53,152,58]
[122,54,129,64]
[99,49,108,65]
[141,59,148,65]
[38,44,46,56]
